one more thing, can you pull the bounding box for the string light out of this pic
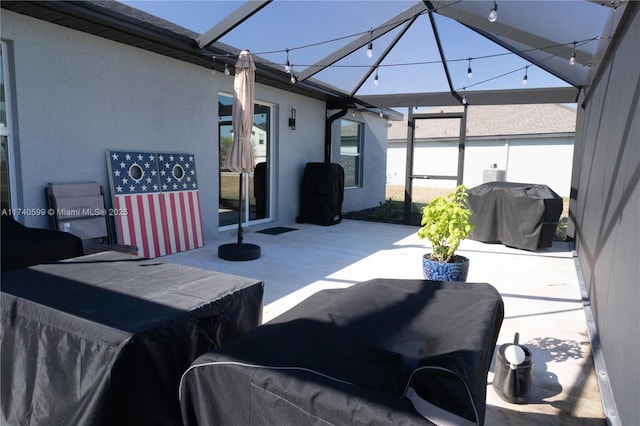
[284,49,291,73]
[522,66,529,86]
[199,5,600,93]
[224,0,600,92]
[462,88,467,105]
[215,18,598,85]
[374,67,379,85]
[569,42,577,65]
[379,108,384,118]
[258,38,598,72]
[488,1,498,22]
[289,65,297,84]
[467,58,473,79]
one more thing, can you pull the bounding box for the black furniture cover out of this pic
[1,251,264,426]
[467,182,563,251]
[253,162,267,219]
[1,215,84,271]
[180,278,504,426]
[297,162,344,226]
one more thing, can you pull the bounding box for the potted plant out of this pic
[417,185,474,281]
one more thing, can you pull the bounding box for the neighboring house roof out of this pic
[389,104,577,140]
[341,121,360,138]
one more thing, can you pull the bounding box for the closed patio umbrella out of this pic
[218,50,261,261]
[226,50,256,175]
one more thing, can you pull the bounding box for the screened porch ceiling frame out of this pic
[190,0,621,109]
[2,0,623,111]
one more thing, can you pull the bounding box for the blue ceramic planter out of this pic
[422,254,470,282]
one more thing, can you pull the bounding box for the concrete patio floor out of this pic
[163,219,607,425]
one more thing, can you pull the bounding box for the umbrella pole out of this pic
[237,172,243,244]
[218,172,260,261]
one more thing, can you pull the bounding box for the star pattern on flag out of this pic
[158,152,199,192]
[108,151,161,195]
[108,151,199,195]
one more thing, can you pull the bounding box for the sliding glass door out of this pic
[218,94,271,228]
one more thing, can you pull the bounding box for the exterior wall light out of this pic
[289,108,296,130]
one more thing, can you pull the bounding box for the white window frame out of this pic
[340,119,363,189]
[1,40,17,210]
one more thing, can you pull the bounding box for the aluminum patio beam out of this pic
[358,86,580,108]
[297,1,430,82]
[197,0,272,49]
[427,3,463,104]
[350,16,418,97]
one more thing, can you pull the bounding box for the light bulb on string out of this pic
[569,42,577,65]
[467,58,473,79]
[379,109,384,118]
[224,63,230,76]
[284,49,291,73]
[374,67,379,85]
[289,66,297,84]
[462,88,467,105]
[522,66,529,86]
[488,1,498,22]
[366,30,373,58]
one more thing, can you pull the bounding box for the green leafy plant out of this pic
[417,185,474,262]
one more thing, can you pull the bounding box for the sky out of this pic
[120,1,583,97]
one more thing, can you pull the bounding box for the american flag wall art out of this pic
[106,150,205,258]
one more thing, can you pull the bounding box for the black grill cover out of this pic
[297,162,344,226]
[467,182,563,251]
[180,279,504,426]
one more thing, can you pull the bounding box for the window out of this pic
[340,119,363,188]
[1,41,14,211]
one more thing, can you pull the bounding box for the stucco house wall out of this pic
[1,9,387,239]
[3,10,218,238]
[335,110,388,213]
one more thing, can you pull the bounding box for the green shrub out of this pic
[343,199,404,223]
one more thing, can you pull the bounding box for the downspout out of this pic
[325,108,348,164]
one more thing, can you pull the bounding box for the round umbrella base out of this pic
[218,243,261,261]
